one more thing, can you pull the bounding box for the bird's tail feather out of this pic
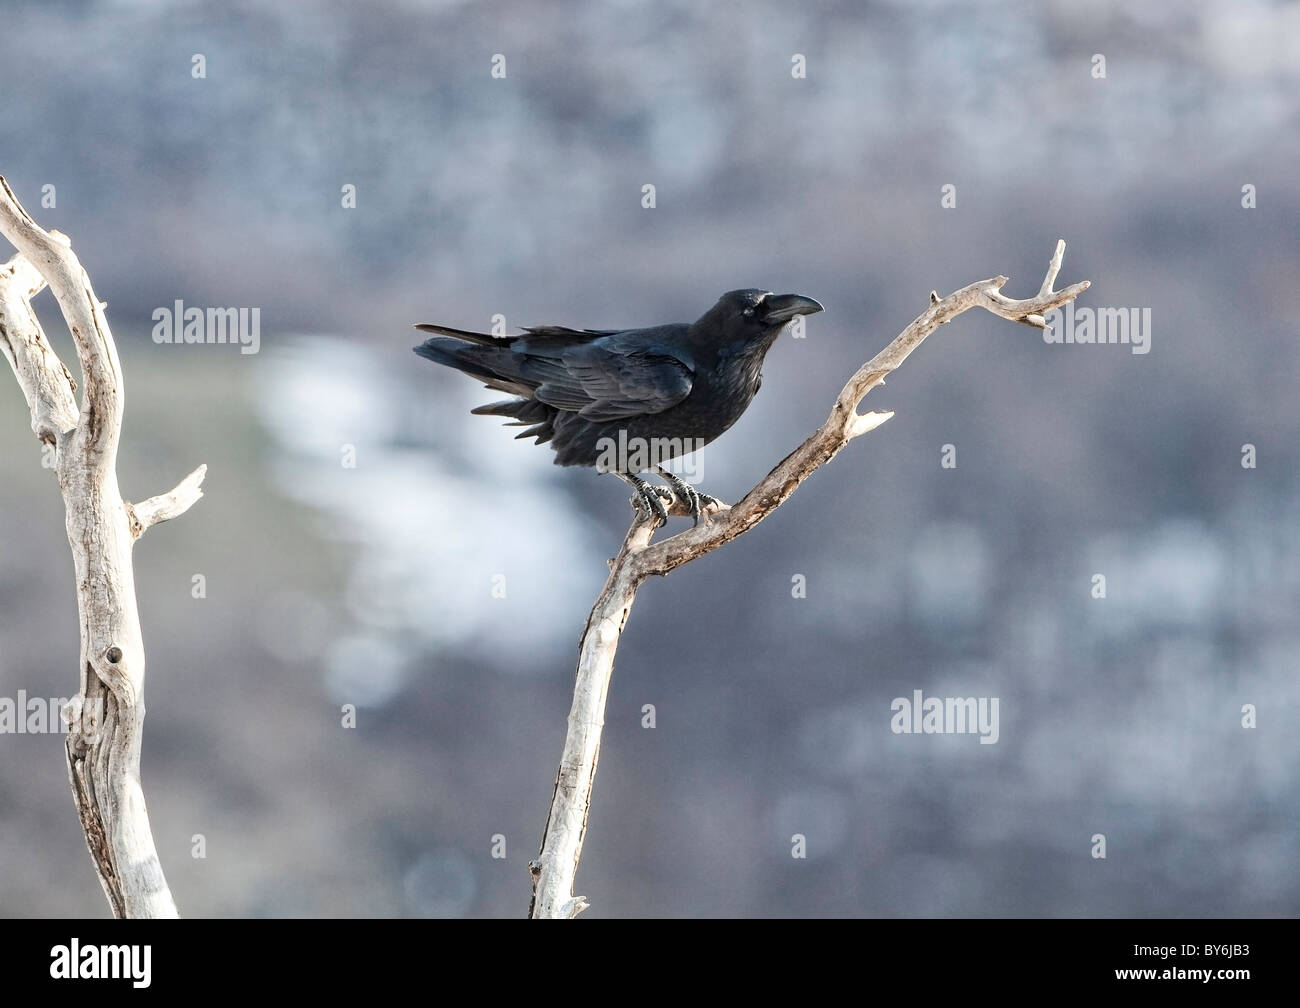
[470,398,546,419]
[414,333,556,443]
[413,323,513,347]
[468,397,555,444]
[414,337,535,398]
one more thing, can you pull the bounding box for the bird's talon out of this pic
[631,488,669,528]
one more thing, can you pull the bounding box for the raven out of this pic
[414,289,823,526]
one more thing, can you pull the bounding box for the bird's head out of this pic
[699,289,824,351]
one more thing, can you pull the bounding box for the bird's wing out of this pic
[520,325,622,341]
[523,334,694,422]
[416,323,619,347]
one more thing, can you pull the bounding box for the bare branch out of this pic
[1039,238,1066,297]
[0,176,123,456]
[0,253,77,443]
[129,465,208,538]
[528,522,654,919]
[530,242,1090,918]
[0,175,205,919]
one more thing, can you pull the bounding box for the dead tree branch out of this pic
[0,175,205,918]
[529,241,1090,918]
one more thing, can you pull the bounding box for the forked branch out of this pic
[0,175,206,918]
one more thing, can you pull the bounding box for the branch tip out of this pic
[1040,239,1068,297]
[129,463,207,537]
[849,409,894,439]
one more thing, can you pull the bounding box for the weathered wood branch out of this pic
[529,241,1090,918]
[129,465,208,539]
[0,175,206,918]
[0,254,77,443]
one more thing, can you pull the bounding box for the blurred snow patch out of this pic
[256,336,599,687]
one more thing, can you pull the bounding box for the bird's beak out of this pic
[761,293,824,325]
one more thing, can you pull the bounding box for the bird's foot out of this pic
[629,482,674,529]
[694,490,727,519]
[656,469,727,527]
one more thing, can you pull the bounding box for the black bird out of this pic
[414,289,823,527]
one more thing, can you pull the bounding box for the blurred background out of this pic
[1,0,1298,917]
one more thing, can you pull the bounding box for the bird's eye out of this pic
[742,307,755,317]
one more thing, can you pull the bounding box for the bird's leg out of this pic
[655,467,725,527]
[613,471,672,528]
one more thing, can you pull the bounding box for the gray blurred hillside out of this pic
[0,0,1298,917]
